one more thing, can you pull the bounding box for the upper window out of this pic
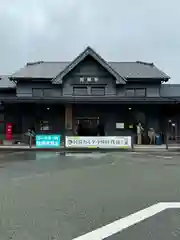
[135,88,146,97]
[32,88,43,97]
[125,88,146,97]
[43,89,54,97]
[32,88,61,97]
[73,87,88,95]
[91,87,105,95]
[126,89,135,97]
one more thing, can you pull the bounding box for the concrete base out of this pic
[0,144,179,152]
[133,144,167,152]
[3,140,13,145]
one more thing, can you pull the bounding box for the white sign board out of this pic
[116,123,124,129]
[65,136,131,149]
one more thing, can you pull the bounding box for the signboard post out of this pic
[36,135,61,148]
[65,136,132,149]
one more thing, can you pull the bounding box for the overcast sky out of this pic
[0,0,180,82]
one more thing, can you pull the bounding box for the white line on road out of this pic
[73,202,180,240]
[147,155,172,159]
[13,172,50,181]
[0,151,25,158]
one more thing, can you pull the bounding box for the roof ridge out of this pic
[43,61,70,63]
[25,60,155,65]
[109,61,137,63]
[27,61,44,66]
[136,61,154,66]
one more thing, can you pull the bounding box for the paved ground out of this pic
[0,151,180,239]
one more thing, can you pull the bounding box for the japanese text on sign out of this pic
[66,136,131,148]
[36,135,61,148]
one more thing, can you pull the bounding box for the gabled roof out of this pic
[10,50,170,81]
[52,47,126,84]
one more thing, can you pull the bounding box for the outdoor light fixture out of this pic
[168,120,172,122]
[47,107,50,110]
[128,107,132,110]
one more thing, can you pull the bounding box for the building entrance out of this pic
[75,117,104,136]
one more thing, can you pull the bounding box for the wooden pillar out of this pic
[65,104,73,136]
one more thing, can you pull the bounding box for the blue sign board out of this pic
[36,135,61,148]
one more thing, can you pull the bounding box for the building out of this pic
[0,46,180,143]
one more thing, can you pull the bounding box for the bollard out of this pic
[165,134,168,150]
[131,135,134,150]
[29,135,32,148]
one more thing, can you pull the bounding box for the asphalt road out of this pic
[0,151,180,239]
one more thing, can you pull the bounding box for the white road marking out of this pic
[13,172,50,181]
[65,153,108,158]
[155,155,173,159]
[73,202,180,240]
[13,175,34,181]
[131,152,143,154]
[148,155,172,159]
[0,151,25,158]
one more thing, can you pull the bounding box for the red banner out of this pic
[6,123,12,140]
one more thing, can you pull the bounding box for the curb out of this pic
[0,147,179,153]
[0,147,131,152]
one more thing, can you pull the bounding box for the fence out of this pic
[0,133,180,151]
[0,133,36,146]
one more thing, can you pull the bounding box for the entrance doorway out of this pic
[75,117,104,136]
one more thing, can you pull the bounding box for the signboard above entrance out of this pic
[80,77,99,83]
[66,136,131,149]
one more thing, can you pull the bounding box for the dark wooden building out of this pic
[0,47,179,143]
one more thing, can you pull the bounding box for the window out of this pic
[91,87,105,95]
[73,87,88,95]
[32,88,43,97]
[125,88,146,97]
[40,120,50,131]
[43,89,54,97]
[126,89,135,97]
[135,88,146,97]
[32,88,61,97]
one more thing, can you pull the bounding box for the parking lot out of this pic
[0,151,180,239]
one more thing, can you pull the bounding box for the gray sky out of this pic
[0,0,180,82]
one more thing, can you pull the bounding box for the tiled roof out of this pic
[10,60,170,80]
[109,61,169,79]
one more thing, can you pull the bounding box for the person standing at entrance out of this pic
[148,128,155,144]
[137,122,144,144]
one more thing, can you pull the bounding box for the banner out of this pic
[65,136,131,149]
[36,135,61,148]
